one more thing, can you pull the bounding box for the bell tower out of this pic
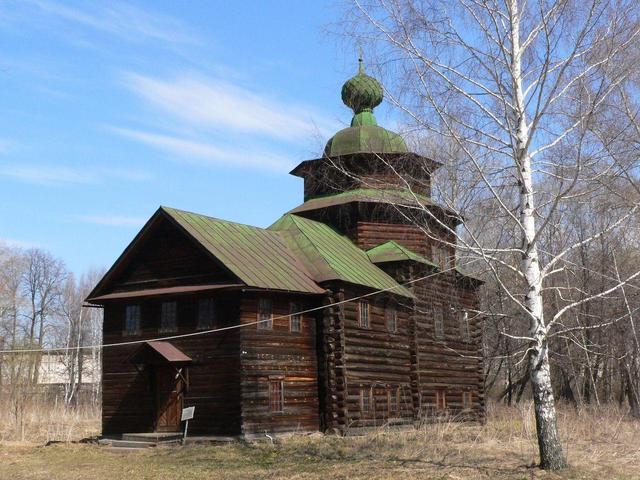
[289,59,485,424]
[289,59,458,266]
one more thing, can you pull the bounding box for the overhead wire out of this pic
[0,261,480,354]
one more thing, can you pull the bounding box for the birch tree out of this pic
[57,269,104,406]
[344,0,640,470]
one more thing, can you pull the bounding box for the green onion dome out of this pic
[325,59,408,157]
[341,59,383,114]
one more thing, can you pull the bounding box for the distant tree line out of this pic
[0,243,103,425]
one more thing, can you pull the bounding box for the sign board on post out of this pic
[181,406,195,444]
[181,406,195,421]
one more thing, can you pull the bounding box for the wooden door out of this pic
[155,366,183,432]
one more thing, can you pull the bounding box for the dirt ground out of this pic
[1,403,639,480]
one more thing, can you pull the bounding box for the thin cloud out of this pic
[122,73,336,142]
[0,163,151,186]
[0,165,95,186]
[22,0,199,45]
[0,237,41,249]
[108,126,292,172]
[75,215,146,228]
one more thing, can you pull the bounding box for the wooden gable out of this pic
[87,209,240,301]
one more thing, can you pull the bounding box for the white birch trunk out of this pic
[510,2,567,469]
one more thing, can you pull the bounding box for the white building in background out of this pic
[38,353,100,386]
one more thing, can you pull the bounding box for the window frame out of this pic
[289,302,302,333]
[268,378,284,413]
[462,391,473,410]
[197,298,216,331]
[433,304,445,340]
[385,304,397,333]
[433,245,451,270]
[124,304,141,336]
[388,386,400,416]
[159,301,178,333]
[257,298,273,330]
[358,300,370,329]
[435,389,447,411]
[360,386,372,413]
[459,309,471,342]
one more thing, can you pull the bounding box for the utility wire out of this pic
[0,262,478,354]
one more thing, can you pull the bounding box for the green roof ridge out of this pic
[270,214,413,298]
[288,187,442,216]
[305,188,431,203]
[367,240,438,268]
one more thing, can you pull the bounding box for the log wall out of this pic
[411,272,485,420]
[354,220,456,262]
[101,293,242,436]
[238,293,321,437]
[323,285,416,428]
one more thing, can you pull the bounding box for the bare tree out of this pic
[343,0,640,470]
[21,249,67,384]
[57,269,104,407]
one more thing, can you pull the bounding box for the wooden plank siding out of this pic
[109,216,234,293]
[355,220,456,261]
[238,294,321,437]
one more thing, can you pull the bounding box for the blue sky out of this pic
[0,1,398,274]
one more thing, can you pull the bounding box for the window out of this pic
[432,245,451,270]
[385,305,397,332]
[257,298,273,330]
[433,304,445,340]
[289,302,302,333]
[159,301,177,332]
[125,305,141,335]
[360,387,372,412]
[269,379,284,412]
[459,310,471,342]
[358,300,370,329]
[462,391,473,410]
[197,298,216,330]
[388,387,400,415]
[436,389,447,411]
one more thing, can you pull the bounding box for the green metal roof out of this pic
[367,241,439,268]
[162,207,325,294]
[269,214,413,298]
[324,124,408,157]
[289,188,435,214]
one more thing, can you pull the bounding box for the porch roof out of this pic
[131,341,192,365]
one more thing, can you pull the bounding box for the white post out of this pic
[183,419,189,445]
[181,406,194,445]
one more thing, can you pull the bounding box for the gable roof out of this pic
[160,207,325,294]
[367,241,438,268]
[86,207,325,301]
[269,214,413,298]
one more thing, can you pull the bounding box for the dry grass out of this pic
[1,402,639,479]
[0,396,100,445]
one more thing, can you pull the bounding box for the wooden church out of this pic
[87,61,484,438]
